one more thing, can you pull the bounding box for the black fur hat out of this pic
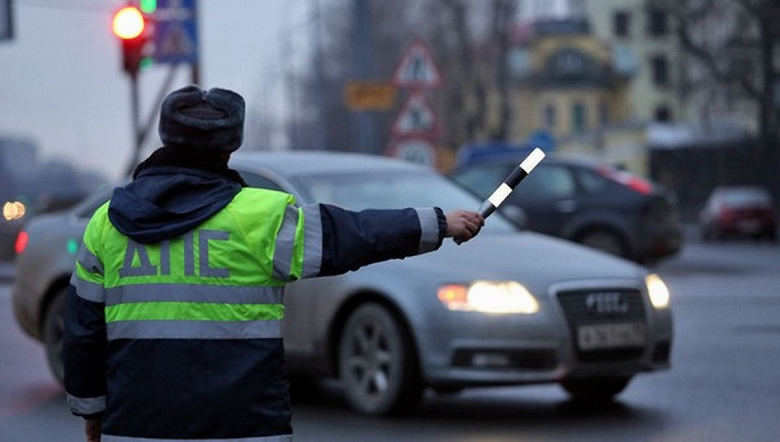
[158,85,245,152]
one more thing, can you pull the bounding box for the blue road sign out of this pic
[153,0,199,64]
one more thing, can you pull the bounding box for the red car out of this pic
[700,186,778,241]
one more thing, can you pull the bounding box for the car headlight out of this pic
[645,273,670,309]
[437,281,539,314]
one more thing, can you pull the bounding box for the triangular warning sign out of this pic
[392,40,443,89]
[390,92,441,138]
[159,22,195,58]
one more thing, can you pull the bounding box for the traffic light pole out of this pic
[123,64,179,177]
[125,70,142,177]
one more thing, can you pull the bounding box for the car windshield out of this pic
[720,188,772,207]
[294,170,516,233]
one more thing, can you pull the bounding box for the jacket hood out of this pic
[108,166,243,244]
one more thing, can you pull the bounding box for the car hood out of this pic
[358,231,648,290]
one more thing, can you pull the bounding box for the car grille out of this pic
[557,288,647,363]
[451,348,558,371]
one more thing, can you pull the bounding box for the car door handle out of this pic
[555,200,578,213]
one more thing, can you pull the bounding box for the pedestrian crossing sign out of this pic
[390,92,441,138]
[153,0,199,64]
[392,40,443,89]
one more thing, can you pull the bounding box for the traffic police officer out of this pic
[63,85,483,442]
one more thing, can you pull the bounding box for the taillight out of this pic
[597,166,654,195]
[14,230,29,255]
[719,205,733,221]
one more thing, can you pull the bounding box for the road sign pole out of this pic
[351,0,375,154]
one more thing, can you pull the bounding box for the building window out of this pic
[651,55,669,87]
[655,106,672,122]
[549,49,590,75]
[614,11,630,37]
[648,9,667,37]
[599,101,610,125]
[544,104,557,129]
[572,102,587,133]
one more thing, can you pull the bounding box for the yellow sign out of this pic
[345,82,397,111]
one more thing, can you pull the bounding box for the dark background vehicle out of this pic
[449,148,683,264]
[699,186,778,241]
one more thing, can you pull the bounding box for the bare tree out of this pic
[425,0,520,143]
[297,0,522,155]
[672,0,779,150]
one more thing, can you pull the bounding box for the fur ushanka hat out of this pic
[158,85,245,152]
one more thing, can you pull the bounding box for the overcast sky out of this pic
[0,0,312,181]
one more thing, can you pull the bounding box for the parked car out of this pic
[699,185,778,241]
[12,151,673,415]
[449,151,683,263]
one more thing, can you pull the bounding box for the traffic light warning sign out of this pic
[391,40,443,89]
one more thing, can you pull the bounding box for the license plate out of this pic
[737,220,762,233]
[577,322,646,351]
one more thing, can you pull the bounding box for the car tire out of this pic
[560,376,632,402]
[575,230,629,259]
[338,303,422,416]
[42,287,67,384]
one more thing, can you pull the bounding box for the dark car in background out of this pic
[450,151,683,263]
[699,186,777,241]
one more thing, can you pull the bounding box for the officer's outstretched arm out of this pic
[274,203,483,281]
[314,204,445,277]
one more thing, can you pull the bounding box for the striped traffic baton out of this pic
[456,148,546,244]
[477,147,546,218]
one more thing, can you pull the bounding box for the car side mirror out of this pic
[499,205,529,229]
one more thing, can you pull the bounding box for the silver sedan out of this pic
[12,151,672,416]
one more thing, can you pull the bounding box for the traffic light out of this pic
[112,5,152,75]
[139,0,157,14]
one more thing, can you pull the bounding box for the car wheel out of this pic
[575,230,629,259]
[560,376,632,402]
[42,287,67,384]
[338,303,422,416]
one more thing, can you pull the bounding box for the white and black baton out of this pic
[456,148,546,244]
[478,147,546,218]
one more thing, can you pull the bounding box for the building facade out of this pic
[585,0,686,124]
[505,19,653,174]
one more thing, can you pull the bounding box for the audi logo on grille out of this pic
[585,292,629,315]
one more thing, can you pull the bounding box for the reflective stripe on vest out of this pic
[106,316,283,340]
[103,284,286,340]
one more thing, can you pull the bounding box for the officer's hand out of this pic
[445,210,484,244]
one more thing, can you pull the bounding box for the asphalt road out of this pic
[1,235,779,441]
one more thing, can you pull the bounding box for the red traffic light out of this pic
[112,6,145,40]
